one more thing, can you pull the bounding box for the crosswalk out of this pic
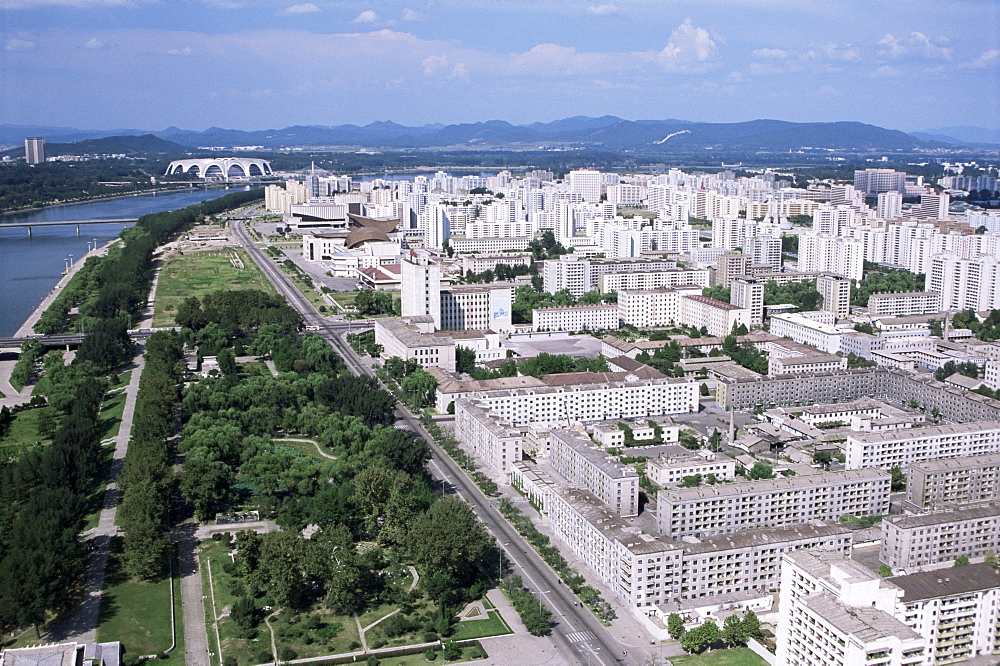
[566,630,597,643]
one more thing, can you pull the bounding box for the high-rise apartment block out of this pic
[24,137,45,164]
[816,273,852,318]
[854,168,907,194]
[400,249,441,327]
[731,276,765,325]
[567,169,602,204]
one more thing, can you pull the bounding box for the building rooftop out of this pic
[682,294,744,311]
[892,562,1000,602]
[909,452,1000,474]
[375,316,454,347]
[551,429,639,480]
[803,592,922,642]
[884,502,1000,530]
[681,523,852,555]
[846,421,1000,444]
[659,467,889,503]
[869,291,941,300]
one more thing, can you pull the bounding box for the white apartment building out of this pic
[657,468,891,538]
[400,249,442,326]
[926,254,1000,312]
[798,233,864,281]
[600,227,700,258]
[543,255,590,296]
[730,277,765,325]
[549,429,639,516]
[906,453,1000,511]
[868,291,943,317]
[532,304,619,332]
[465,376,700,428]
[844,422,1000,471]
[374,316,456,372]
[441,284,513,333]
[617,286,703,328]
[453,400,521,474]
[881,503,1000,569]
[447,235,533,253]
[599,268,711,294]
[460,252,532,274]
[769,353,847,376]
[817,273,852,318]
[645,449,736,486]
[855,168,908,194]
[743,235,782,270]
[878,191,904,220]
[776,550,928,666]
[568,169,603,204]
[813,204,856,235]
[679,294,751,337]
[769,312,845,353]
[545,481,853,614]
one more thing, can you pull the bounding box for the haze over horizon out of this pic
[1,0,997,133]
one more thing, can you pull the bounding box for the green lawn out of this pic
[448,611,511,641]
[271,438,336,462]
[0,406,55,450]
[669,647,769,666]
[97,389,127,441]
[199,538,362,666]
[153,249,275,327]
[109,370,132,391]
[97,539,184,661]
[82,447,113,531]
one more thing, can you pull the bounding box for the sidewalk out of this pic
[472,588,575,666]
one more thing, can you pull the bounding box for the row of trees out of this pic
[511,285,615,325]
[0,357,109,635]
[667,611,763,654]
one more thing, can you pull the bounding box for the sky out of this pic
[1,0,998,133]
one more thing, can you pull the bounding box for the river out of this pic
[0,188,244,336]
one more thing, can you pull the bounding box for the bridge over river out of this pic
[0,218,139,236]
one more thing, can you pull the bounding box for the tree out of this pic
[456,346,476,374]
[986,550,999,567]
[878,564,893,577]
[409,496,491,589]
[748,461,775,480]
[721,613,748,647]
[889,466,906,492]
[700,383,710,396]
[667,613,686,639]
[741,610,763,641]
[680,624,710,654]
[813,449,834,470]
[954,555,970,567]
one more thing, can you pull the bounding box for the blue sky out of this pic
[1,0,997,132]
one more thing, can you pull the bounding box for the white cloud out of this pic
[821,42,859,62]
[451,62,468,79]
[960,48,1000,69]
[421,54,448,76]
[401,8,425,22]
[586,4,618,16]
[166,46,193,56]
[752,48,788,59]
[878,32,952,60]
[352,10,380,24]
[84,37,104,48]
[283,3,320,15]
[4,37,35,50]
[872,65,901,78]
[654,18,717,71]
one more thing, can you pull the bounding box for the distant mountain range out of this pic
[2,117,996,154]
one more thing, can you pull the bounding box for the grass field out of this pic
[97,389,127,441]
[449,611,511,641]
[97,539,184,661]
[669,647,769,666]
[0,406,55,450]
[153,249,275,327]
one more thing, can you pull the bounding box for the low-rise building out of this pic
[453,399,522,474]
[374,316,456,371]
[881,503,1000,569]
[645,448,737,486]
[679,295,751,337]
[768,353,847,376]
[770,312,845,353]
[868,291,943,317]
[657,468,890,538]
[532,304,619,332]
[598,268,711,294]
[776,550,928,666]
[441,284,514,333]
[549,429,639,516]
[845,422,1000,471]
[460,252,532,274]
[906,453,1000,511]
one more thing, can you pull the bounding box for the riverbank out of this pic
[14,239,119,337]
[0,183,243,218]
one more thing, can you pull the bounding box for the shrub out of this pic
[278,647,297,661]
[424,649,437,661]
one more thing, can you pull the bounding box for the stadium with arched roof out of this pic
[164,157,272,180]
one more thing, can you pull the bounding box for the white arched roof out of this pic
[165,157,272,179]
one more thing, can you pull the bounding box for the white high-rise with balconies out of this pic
[568,169,602,204]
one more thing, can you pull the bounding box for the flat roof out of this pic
[660,468,888,502]
[893,562,1000,602]
[886,502,1000,529]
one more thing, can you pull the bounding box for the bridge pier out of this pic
[76,224,80,236]
[27,226,32,237]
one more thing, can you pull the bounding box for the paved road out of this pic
[49,345,145,643]
[231,220,637,665]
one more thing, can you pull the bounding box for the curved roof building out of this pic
[165,157,272,180]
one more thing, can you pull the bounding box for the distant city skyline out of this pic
[0,0,997,132]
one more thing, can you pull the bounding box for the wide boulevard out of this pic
[230,220,636,665]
